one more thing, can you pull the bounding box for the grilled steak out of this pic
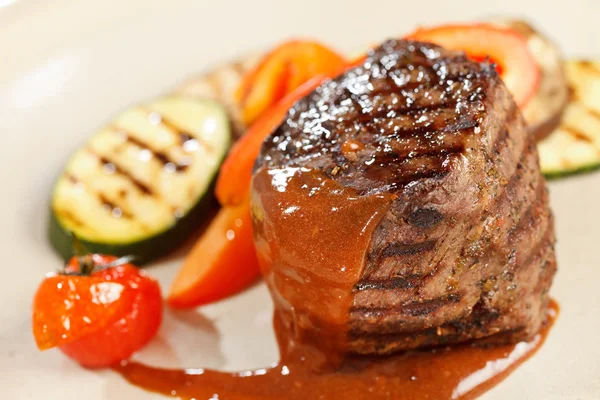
[253,39,557,356]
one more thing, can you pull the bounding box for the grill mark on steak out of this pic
[351,116,479,140]
[534,236,557,296]
[402,293,462,316]
[508,176,548,242]
[522,225,555,272]
[364,67,481,100]
[494,129,511,156]
[337,83,481,130]
[509,211,552,275]
[382,141,466,164]
[342,100,458,125]
[354,276,418,291]
[391,166,451,186]
[498,144,540,210]
[351,156,455,195]
[408,208,444,228]
[349,320,523,354]
[380,240,436,257]
[350,293,462,319]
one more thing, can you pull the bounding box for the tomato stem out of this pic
[62,255,137,276]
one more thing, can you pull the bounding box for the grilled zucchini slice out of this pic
[539,60,600,179]
[174,53,260,138]
[49,96,231,264]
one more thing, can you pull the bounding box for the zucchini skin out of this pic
[48,177,219,266]
[543,163,600,180]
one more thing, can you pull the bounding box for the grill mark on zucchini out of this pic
[97,193,133,219]
[562,125,595,144]
[65,173,136,221]
[583,105,600,120]
[89,135,198,217]
[93,138,212,217]
[86,149,154,196]
[179,132,194,144]
[66,174,79,185]
[113,127,190,172]
[579,60,600,77]
[568,85,577,101]
[143,108,213,154]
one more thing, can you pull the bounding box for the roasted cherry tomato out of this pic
[32,255,162,368]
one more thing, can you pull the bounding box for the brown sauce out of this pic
[252,167,392,368]
[115,301,557,399]
[115,167,559,399]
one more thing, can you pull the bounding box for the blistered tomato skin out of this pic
[60,270,162,368]
[32,275,130,350]
[32,255,163,368]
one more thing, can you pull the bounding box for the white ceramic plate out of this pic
[2,0,599,398]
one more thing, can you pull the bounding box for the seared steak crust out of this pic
[256,40,556,355]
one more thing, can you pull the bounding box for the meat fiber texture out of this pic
[256,40,557,355]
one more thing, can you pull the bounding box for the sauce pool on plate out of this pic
[115,300,558,400]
